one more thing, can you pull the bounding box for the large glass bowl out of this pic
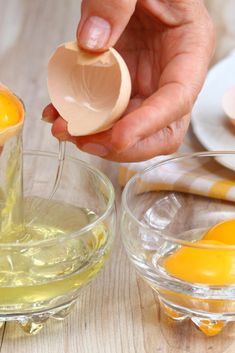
[0,150,115,334]
[121,152,235,336]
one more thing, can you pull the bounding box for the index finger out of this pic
[111,10,215,151]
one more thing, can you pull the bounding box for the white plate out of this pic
[192,54,235,170]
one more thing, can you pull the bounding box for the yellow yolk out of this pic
[0,91,21,129]
[204,219,235,245]
[164,239,235,285]
[164,219,235,285]
[163,219,235,336]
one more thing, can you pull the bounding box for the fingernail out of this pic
[79,16,111,50]
[41,116,54,123]
[80,143,108,156]
[111,137,134,153]
[54,132,69,141]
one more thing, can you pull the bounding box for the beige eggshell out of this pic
[0,83,25,146]
[47,42,132,136]
[222,86,235,126]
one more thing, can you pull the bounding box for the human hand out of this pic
[43,0,215,162]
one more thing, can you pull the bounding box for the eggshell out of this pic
[222,86,235,126]
[47,42,132,136]
[0,83,25,146]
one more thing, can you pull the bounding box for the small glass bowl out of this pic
[0,150,115,334]
[121,152,235,336]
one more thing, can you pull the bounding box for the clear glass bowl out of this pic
[0,150,115,334]
[121,152,235,336]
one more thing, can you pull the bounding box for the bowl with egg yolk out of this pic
[121,152,235,336]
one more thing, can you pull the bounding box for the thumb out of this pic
[77,0,137,52]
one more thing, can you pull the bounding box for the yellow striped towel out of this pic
[118,129,235,201]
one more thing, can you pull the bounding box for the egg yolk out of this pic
[164,240,235,285]
[0,91,21,129]
[164,219,235,285]
[204,219,235,245]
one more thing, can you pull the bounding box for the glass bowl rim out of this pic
[0,149,115,248]
[121,151,235,250]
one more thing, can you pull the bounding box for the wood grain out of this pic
[0,0,235,352]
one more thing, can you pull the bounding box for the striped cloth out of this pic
[118,129,235,201]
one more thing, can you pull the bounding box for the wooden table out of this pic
[1,1,235,352]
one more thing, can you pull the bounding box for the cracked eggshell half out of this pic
[222,86,235,126]
[0,83,25,146]
[47,42,132,136]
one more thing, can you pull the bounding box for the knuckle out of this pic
[176,83,193,114]
[117,0,137,12]
[163,124,184,154]
[199,6,216,50]
[201,10,216,45]
[115,0,132,10]
[111,125,131,152]
[167,139,181,154]
[82,0,135,16]
[207,19,216,54]
[207,16,216,38]
[173,134,183,151]
[111,139,125,152]
[103,0,133,13]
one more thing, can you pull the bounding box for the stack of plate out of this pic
[192,54,235,170]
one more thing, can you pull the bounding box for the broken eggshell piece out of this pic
[222,86,235,126]
[47,42,132,136]
[0,83,25,146]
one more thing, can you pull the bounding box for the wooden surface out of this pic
[1,1,235,352]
